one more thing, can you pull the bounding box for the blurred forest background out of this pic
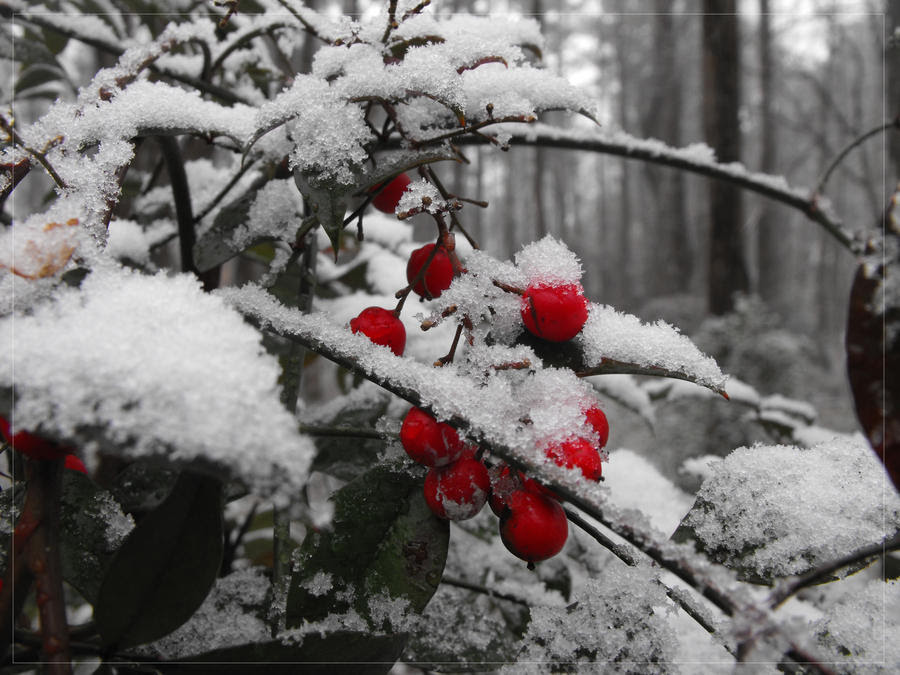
[7,0,896,489]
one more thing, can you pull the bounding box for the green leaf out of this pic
[14,63,67,95]
[286,461,449,663]
[58,471,133,604]
[293,171,352,258]
[0,27,59,65]
[307,389,393,481]
[94,471,224,649]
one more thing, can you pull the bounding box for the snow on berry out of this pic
[400,406,465,467]
[349,306,406,356]
[424,452,490,521]
[371,173,413,214]
[514,235,583,286]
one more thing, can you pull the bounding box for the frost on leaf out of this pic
[675,436,900,582]
[810,579,900,673]
[509,565,679,673]
[0,265,314,500]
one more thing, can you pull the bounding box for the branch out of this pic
[0,116,67,190]
[444,125,861,254]
[298,424,394,440]
[22,459,71,673]
[222,289,834,673]
[813,119,900,197]
[440,576,529,606]
[769,534,900,610]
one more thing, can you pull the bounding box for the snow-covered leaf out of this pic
[673,436,900,583]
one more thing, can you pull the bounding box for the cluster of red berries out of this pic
[351,173,592,356]
[1,416,88,474]
[400,403,609,565]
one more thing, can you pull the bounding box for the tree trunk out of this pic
[703,0,749,315]
[641,3,692,296]
[756,0,781,305]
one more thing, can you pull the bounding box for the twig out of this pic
[193,159,257,224]
[297,424,393,440]
[0,116,67,190]
[769,534,900,610]
[440,575,529,606]
[209,23,290,76]
[812,119,900,197]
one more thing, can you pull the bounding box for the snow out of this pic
[515,235,583,285]
[683,436,900,579]
[2,264,314,500]
[579,304,727,392]
[105,218,176,267]
[604,449,694,536]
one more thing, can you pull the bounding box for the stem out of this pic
[23,459,71,673]
[434,323,464,367]
[0,116,67,190]
[298,424,393,440]
[158,136,220,290]
[193,159,257,224]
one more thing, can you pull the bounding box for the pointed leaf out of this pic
[293,171,352,257]
[59,470,134,604]
[192,187,258,273]
[286,460,449,658]
[94,471,224,649]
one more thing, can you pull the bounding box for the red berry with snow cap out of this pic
[406,243,455,299]
[424,452,490,521]
[349,307,406,356]
[371,173,412,214]
[520,282,589,342]
[400,407,465,467]
[545,437,603,481]
[0,416,71,461]
[500,489,568,563]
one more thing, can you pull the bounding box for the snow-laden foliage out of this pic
[0,1,891,671]
[1,264,314,498]
[681,436,900,579]
[509,565,680,673]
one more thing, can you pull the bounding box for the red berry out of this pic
[406,243,455,299]
[584,406,609,449]
[520,282,589,342]
[349,307,406,356]
[489,464,557,516]
[500,489,568,563]
[400,407,464,467]
[424,453,490,520]
[371,173,412,214]
[64,454,88,474]
[545,437,603,481]
[0,416,71,460]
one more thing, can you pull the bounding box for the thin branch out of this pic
[769,534,900,610]
[0,116,67,190]
[209,23,290,76]
[442,127,860,254]
[813,119,900,197]
[193,159,257,224]
[227,293,834,674]
[297,424,393,440]
[440,575,529,606]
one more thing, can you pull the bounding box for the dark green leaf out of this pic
[0,27,59,65]
[94,471,224,649]
[293,171,352,258]
[14,63,67,95]
[58,470,133,604]
[286,461,449,663]
[307,388,393,481]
